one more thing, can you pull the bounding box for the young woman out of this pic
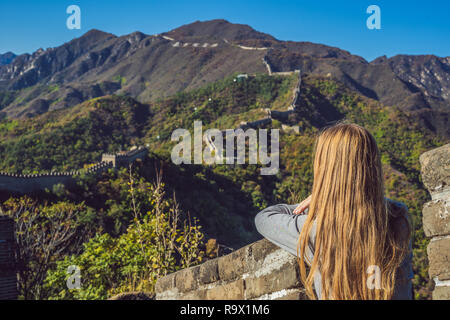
[255,123,413,300]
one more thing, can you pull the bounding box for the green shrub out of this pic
[44,172,205,300]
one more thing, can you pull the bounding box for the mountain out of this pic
[164,19,276,42]
[0,19,448,138]
[0,52,17,66]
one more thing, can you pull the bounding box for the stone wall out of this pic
[0,161,112,194]
[0,146,147,194]
[289,70,302,109]
[420,143,450,300]
[101,146,148,168]
[155,239,306,300]
[0,215,17,300]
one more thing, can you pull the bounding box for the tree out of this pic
[0,198,87,299]
[44,167,205,299]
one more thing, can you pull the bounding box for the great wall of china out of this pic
[160,33,303,125]
[0,48,300,194]
[2,35,300,194]
[205,67,302,159]
[159,31,304,162]
[161,36,270,50]
[160,33,270,51]
[0,146,148,194]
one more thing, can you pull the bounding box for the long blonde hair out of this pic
[297,123,411,300]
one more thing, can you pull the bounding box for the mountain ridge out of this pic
[0,19,448,137]
[0,52,17,66]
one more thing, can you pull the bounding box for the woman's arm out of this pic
[254,204,311,257]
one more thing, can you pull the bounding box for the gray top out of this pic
[254,202,413,300]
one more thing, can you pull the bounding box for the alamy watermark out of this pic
[171,121,279,175]
[366,5,381,30]
[66,265,81,290]
[66,5,81,30]
[366,265,381,290]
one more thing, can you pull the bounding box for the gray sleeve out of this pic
[389,199,414,300]
[393,240,413,299]
[254,203,309,257]
[395,201,414,280]
[255,204,320,298]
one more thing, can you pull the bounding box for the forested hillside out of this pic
[0,73,446,299]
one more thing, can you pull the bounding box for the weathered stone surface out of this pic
[178,289,208,300]
[245,262,300,299]
[175,266,200,293]
[218,247,249,281]
[419,143,450,194]
[274,289,307,300]
[109,292,154,300]
[427,237,450,281]
[198,258,219,285]
[156,238,308,300]
[155,271,176,293]
[249,239,279,263]
[420,144,450,300]
[206,279,245,300]
[423,200,450,237]
[432,286,450,300]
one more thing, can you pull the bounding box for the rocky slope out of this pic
[0,52,17,66]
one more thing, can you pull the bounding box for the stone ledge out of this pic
[244,260,300,299]
[155,238,306,300]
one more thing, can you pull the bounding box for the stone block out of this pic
[274,289,307,300]
[218,247,249,281]
[427,236,450,281]
[155,271,176,294]
[249,239,279,263]
[178,289,208,300]
[432,286,450,300]
[423,200,450,237]
[198,258,219,285]
[245,262,300,299]
[419,144,450,194]
[206,279,245,300]
[175,266,200,293]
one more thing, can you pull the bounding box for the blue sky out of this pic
[0,0,448,61]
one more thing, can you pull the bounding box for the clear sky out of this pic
[0,0,448,62]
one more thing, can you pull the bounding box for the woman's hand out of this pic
[293,195,311,215]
